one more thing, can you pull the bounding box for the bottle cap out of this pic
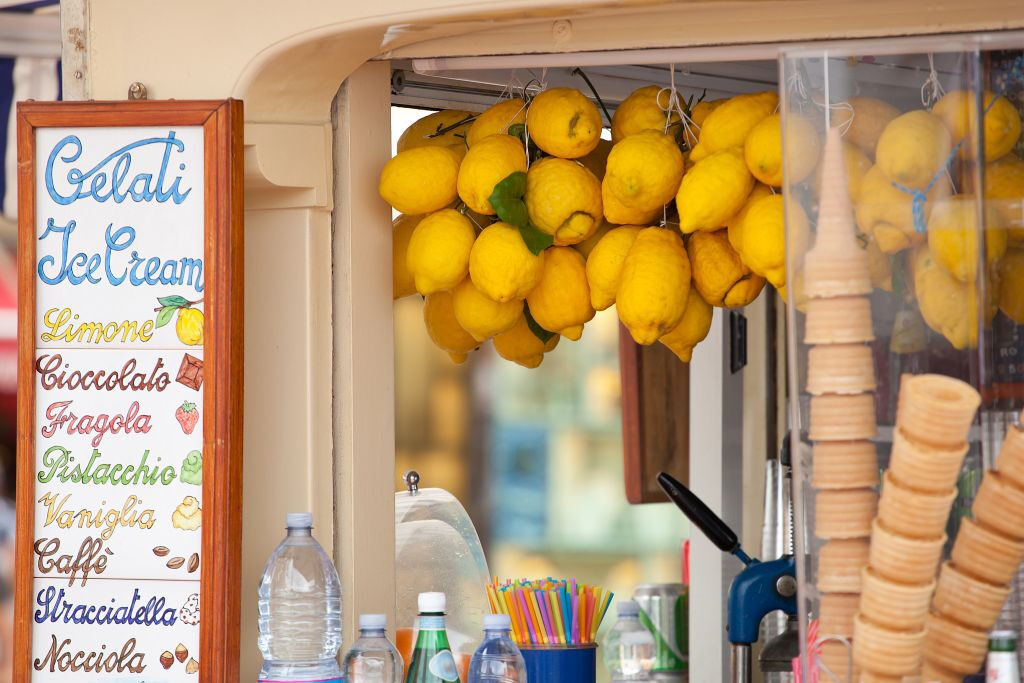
[286,512,313,529]
[483,614,512,630]
[418,592,446,613]
[617,600,640,617]
[360,613,387,630]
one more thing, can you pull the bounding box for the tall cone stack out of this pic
[854,374,979,680]
[806,127,878,683]
[923,413,1024,677]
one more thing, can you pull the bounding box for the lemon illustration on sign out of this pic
[926,195,1007,283]
[604,130,685,213]
[493,313,560,368]
[469,222,544,302]
[423,291,479,364]
[452,278,522,342]
[525,157,603,245]
[397,109,473,155]
[933,89,1022,162]
[611,85,679,142]
[526,87,602,159]
[689,91,778,162]
[526,247,595,341]
[406,209,476,295]
[677,148,754,233]
[378,146,462,215]
[585,225,643,310]
[467,98,527,147]
[155,294,204,346]
[457,134,527,215]
[726,183,773,252]
[660,288,713,363]
[688,229,766,308]
[875,110,952,189]
[998,249,1024,324]
[617,227,691,345]
[854,164,950,253]
[830,96,899,157]
[744,113,820,187]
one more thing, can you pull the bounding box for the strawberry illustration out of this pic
[175,402,199,435]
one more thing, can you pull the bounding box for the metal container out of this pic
[634,583,688,673]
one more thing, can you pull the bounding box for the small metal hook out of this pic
[404,470,420,495]
[127,82,148,101]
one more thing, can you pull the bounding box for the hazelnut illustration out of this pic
[186,658,199,674]
[160,651,174,669]
[175,643,188,663]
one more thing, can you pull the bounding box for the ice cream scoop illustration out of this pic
[180,451,202,486]
[172,496,202,530]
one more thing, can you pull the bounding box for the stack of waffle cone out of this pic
[806,127,878,683]
[923,413,1024,678]
[855,374,979,680]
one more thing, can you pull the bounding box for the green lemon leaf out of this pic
[507,123,526,139]
[524,302,555,344]
[518,222,554,255]
[488,171,530,227]
[155,306,178,328]
[157,295,190,308]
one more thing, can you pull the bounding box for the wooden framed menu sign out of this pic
[14,101,244,683]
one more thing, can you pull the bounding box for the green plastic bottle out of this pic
[405,592,461,683]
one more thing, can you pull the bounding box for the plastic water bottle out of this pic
[467,614,526,683]
[258,512,343,682]
[603,600,656,682]
[342,614,404,683]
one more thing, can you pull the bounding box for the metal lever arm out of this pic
[657,472,752,565]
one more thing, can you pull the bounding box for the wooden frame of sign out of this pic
[619,326,689,504]
[14,100,243,683]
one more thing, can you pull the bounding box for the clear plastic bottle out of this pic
[258,512,343,682]
[342,614,404,683]
[467,614,526,683]
[603,600,656,682]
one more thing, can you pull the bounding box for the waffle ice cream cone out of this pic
[877,472,956,540]
[972,470,1024,541]
[859,566,934,631]
[920,660,964,683]
[995,423,1024,490]
[868,519,945,584]
[888,428,969,494]
[897,374,981,449]
[804,296,875,345]
[816,488,878,539]
[820,592,860,637]
[921,612,988,675]
[853,613,924,676]
[818,538,871,592]
[931,561,1010,631]
[950,517,1024,586]
[806,344,877,395]
[803,252,873,299]
[809,393,878,441]
[811,441,879,490]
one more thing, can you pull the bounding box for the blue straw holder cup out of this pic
[520,645,597,683]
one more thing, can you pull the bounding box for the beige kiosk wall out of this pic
[69,0,1024,680]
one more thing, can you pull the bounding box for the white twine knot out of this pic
[921,53,946,108]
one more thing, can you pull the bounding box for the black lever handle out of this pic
[657,472,745,560]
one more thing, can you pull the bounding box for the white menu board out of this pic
[30,127,206,680]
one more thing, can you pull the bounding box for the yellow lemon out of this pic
[689,91,778,162]
[456,134,527,215]
[493,313,560,368]
[451,277,523,342]
[863,234,893,291]
[525,157,603,245]
[854,164,950,253]
[604,130,685,212]
[176,308,204,346]
[406,209,476,294]
[468,222,545,302]
[577,138,614,181]
[739,194,809,288]
[744,113,820,187]
[467,98,528,147]
[574,220,613,259]
[392,214,420,299]
[617,228,691,344]
[691,98,726,127]
[926,195,1007,282]
[397,109,473,156]
[526,247,595,340]
[677,148,755,233]
[603,183,662,225]
[912,246,996,350]
[526,87,602,159]
[585,225,643,310]
[984,153,1024,245]
[379,146,461,215]
[688,229,766,308]
[998,249,1024,324]
[809,141,871,202]
[933,89,1022,162]
[727,183,774,252]
[875,110,953,189]
[831,96,899,157]
[612,85,678,142]
[660,288,713,363]
[423,290,479,364]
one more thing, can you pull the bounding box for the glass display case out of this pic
[782,36,1024,681]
